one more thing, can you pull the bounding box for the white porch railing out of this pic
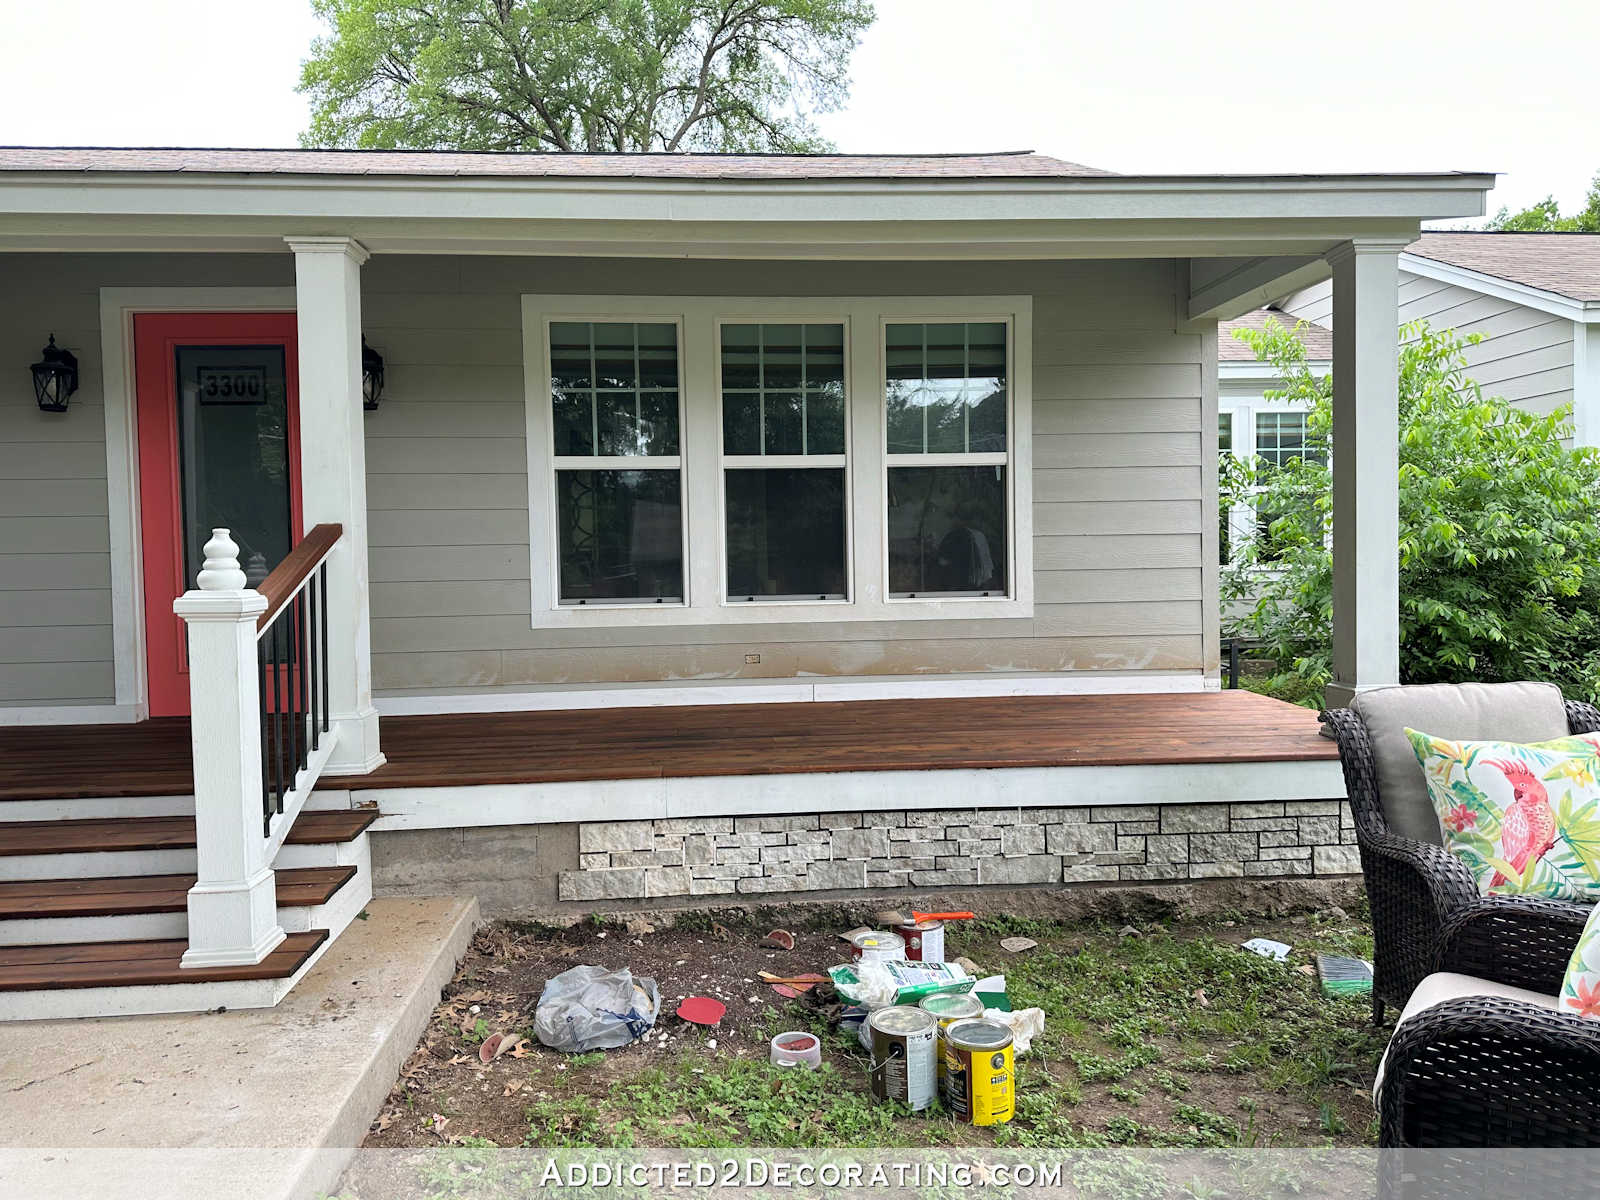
[173,525,343,968]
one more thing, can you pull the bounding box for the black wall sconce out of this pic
[30,335,79,412]
[362,337,385,411]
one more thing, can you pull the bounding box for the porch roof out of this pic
[0,691,1337,803]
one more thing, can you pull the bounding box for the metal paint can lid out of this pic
[851,930,905,954]
[869,1005,937,1036]
[919,992,985,1022]
[943,1017,1013,1051]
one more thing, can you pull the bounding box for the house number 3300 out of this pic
[196,365,268,403]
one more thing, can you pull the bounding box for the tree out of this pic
[1221,318,1600,706]
[1487,170,1600,231]
[299,0,875,153]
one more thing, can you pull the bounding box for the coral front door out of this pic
[135,313,302,717]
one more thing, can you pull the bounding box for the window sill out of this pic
[529,593,1033,629]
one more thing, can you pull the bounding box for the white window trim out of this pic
[1218,390,1315,562]
[521,294,1034,628]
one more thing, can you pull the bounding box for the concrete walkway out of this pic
[0,895,479,1200]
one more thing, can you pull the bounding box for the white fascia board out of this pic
[1219,361,1330,384]
[1401,252,1600,324]
[0,172,1493,257]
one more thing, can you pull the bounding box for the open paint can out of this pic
[919,990,985,1030]
[868,1006,938,1111]
[897,919,946,963]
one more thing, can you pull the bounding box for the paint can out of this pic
[919,991,985,1031]
[897,918,946,963]
[849,930,906,964]
[868,1006,938,1111]
[941,1017,1015,1126]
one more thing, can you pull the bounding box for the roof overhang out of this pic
[0,169,1493,260]
[1401,250,1600,324]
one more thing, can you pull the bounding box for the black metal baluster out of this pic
[258,636,271,834]
[296,591,309,776]
[288,595,302,789]
[271,618,285,815]
[318,564,329,735]
[308,579,320,752]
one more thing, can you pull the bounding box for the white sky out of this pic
[1,0,1595,220]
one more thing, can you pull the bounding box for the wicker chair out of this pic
[1377,906,1600,1147]
[1323,693,1600,1024]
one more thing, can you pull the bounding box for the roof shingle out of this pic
[1219,307,1332,361]
[1408,232,1600,303]
[0,147,1113,181]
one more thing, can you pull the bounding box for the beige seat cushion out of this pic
[1373,971,1559,1102]
[1350,682,1568,845]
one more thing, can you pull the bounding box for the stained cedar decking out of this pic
[0,808,378,856]
[0,866,356,920]
[0,929,327,992]
[0,691,1334,802]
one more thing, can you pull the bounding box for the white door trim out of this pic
[98,286,297,719]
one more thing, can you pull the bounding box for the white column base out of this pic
[321,706,386,776]
[181,867,286,968]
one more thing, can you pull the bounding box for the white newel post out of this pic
[175,530,285,968]
[287,236,384,774]
[1325,238,1406,709]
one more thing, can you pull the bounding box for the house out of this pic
[1216,232,1600,574]
[0,148,1490,1018]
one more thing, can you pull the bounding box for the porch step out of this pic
[0,866,357,920]
[0,929,328,993]
[0,809,377,881]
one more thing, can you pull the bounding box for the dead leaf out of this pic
[503,1079,525,1098]
[427,1114,451,1138]
[446,1054,472,1067]
[371,1112,396,1133]
[1192,988,1210,1008]
[506,1038,534,1059]
[496,1009,518,1023]
[710,922,731,940]
[1297,963,1317,977]
[1000,936,1038,954]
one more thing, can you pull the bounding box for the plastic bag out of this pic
[533,964,660,1052]
[983,1006,1046,1055]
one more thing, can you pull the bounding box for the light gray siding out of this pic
[0,252,1210,705]
[362,256,1208,693]
[1282,272,1576,418]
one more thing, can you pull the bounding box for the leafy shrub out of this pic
[1222,317,1600,705]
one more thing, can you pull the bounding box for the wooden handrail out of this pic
[256,523,342,631]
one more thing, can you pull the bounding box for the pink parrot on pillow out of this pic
[1488,759,1559,888]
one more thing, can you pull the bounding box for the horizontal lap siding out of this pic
[363,257,1206,693]
[0,258,113,706]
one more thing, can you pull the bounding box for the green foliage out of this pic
[1222,316,1600,705]
[1487,171,1600,231]
[299,0,875,152]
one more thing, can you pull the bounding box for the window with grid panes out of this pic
[884,322,1009,596]
[548,321,683,604]
[718,322,849,601]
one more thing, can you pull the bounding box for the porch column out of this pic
[1325,238,1407,709]
[287,236,384,773]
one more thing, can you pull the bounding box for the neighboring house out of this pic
[1218,232,1600,566]
[0,148,1488,1018]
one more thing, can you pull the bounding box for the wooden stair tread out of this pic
[0,866,357,919]
[0,809,378,857]
[0,929,328,991]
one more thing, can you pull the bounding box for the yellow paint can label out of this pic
[942,1018,1015,1126]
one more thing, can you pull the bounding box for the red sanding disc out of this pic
[676,996,726,1026]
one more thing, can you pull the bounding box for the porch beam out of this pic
[1325,238,1408,709]
[287,236,384,774]
[1186,254,1329,321]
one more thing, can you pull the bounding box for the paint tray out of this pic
[1316,954,1373,997]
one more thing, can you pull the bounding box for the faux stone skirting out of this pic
[556,801,1359,902]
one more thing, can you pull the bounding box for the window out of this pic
[1217,412,1233,564]
[523,296,1032,627]
[1252,411,1322,560]
[885,322,1009,597]
[719,323,848,601]
[548,321,683,604]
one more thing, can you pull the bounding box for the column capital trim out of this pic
[284,235,370,265]
[1324,237,1413,268]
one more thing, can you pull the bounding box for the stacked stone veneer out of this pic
[556,800,1359,902]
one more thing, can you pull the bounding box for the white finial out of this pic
[197,528,247,591]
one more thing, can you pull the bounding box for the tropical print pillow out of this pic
[1404,728,1600,901]
[1561,902,1600,1019]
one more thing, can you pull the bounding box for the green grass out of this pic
[509,909,1385,1150]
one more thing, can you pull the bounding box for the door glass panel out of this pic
[175,345,293,589]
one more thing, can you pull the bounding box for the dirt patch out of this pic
[365,903,1384,1150]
